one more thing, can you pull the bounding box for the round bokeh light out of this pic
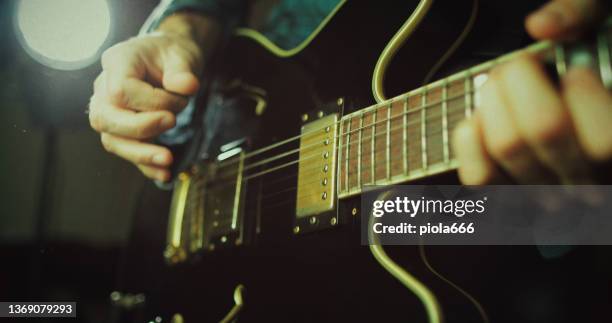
[16,0,111,70]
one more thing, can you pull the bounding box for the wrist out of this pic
[157,11,222,61]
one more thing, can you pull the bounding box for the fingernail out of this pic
[533,6,565,26]
[153,154,168,165]
[160,115,175,129]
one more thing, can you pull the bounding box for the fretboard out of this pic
[338,32,612,198]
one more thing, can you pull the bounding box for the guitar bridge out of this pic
[164,152,248,263]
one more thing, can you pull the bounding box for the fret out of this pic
[371,110,376,183]
[464,72,472,118]
[336,38,592,200]
[338,121,344,192]
[442,81,449,163]
[357,113,363,188]
[402,96,408,175]
[555,44,567,77]
[597,31,612,89]
[344,116,352,191]
[386,104,391,180]
[421,88,428,169]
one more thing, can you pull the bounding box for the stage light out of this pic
[15,0,111,70]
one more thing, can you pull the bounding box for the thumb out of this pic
[525,0,601,41]
[162,50,200,96]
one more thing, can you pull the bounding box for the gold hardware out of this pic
[219,285,245,323]
[171,313,184,323]
[295,114,339,219]
[293,226,300,234]
[301,114,309,122]
[330,217,337,226]
[231,153,245,230]
[110,291,146,309]
[164,245,187,265]
[198,152,246,251]
[309,217,317,224]
[164,172,191,264]
[337,97,344,106]
[317,110,324,118]
[352,208,358,216]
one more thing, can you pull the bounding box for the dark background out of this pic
[0,1,610,322]
[0,1,157,322]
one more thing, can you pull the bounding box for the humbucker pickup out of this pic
[294,113,340,234]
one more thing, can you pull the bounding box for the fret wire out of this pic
[442,80,449,163]
[224,123,457,186]
[464,72,472,118]
[597,32,612,89]
[371,110,376,184]
[337,120,344,192]
[226,105,469,186]
[259,126,455,189]
[218,40,556,172]
[215,42,562,185]
[554,44,567,77]
[344,116,352,192]
[421,88,428,169]
[336,90,475,142]
[402,96,408,175]
[386,103,391,180]
[357,113,363,188]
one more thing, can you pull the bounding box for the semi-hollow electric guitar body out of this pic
[113,1,612,322]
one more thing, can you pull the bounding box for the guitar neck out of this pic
[337,32,612,198]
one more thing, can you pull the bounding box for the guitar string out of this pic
[215,140,454,216]
[217,85,477,168]
[194,140,453,217]
[192,92,466,193]
[208,114,464,189]
[189,88,475,189]
[204,125,453,196]
[213,40,560,171]
[271,146,452,202]
[227,103,465,179]
[256,149,450,204]
[203,121,458,197]
[211,106,469,184]
[227,89,474,174]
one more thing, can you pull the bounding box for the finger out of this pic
[101,46,189,112]
[452,117,501,185]
[496,55,591,183]
[101,43,146,99]
[562,67,612,162]
[137,164,171,182]
[525,0,600,40]
[100,133,173,167]
[162,49,200,95]
[476,71,553,183]
[89,100,176,139]
[105,76,189,113]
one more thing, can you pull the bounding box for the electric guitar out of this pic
[111,1,612,322]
